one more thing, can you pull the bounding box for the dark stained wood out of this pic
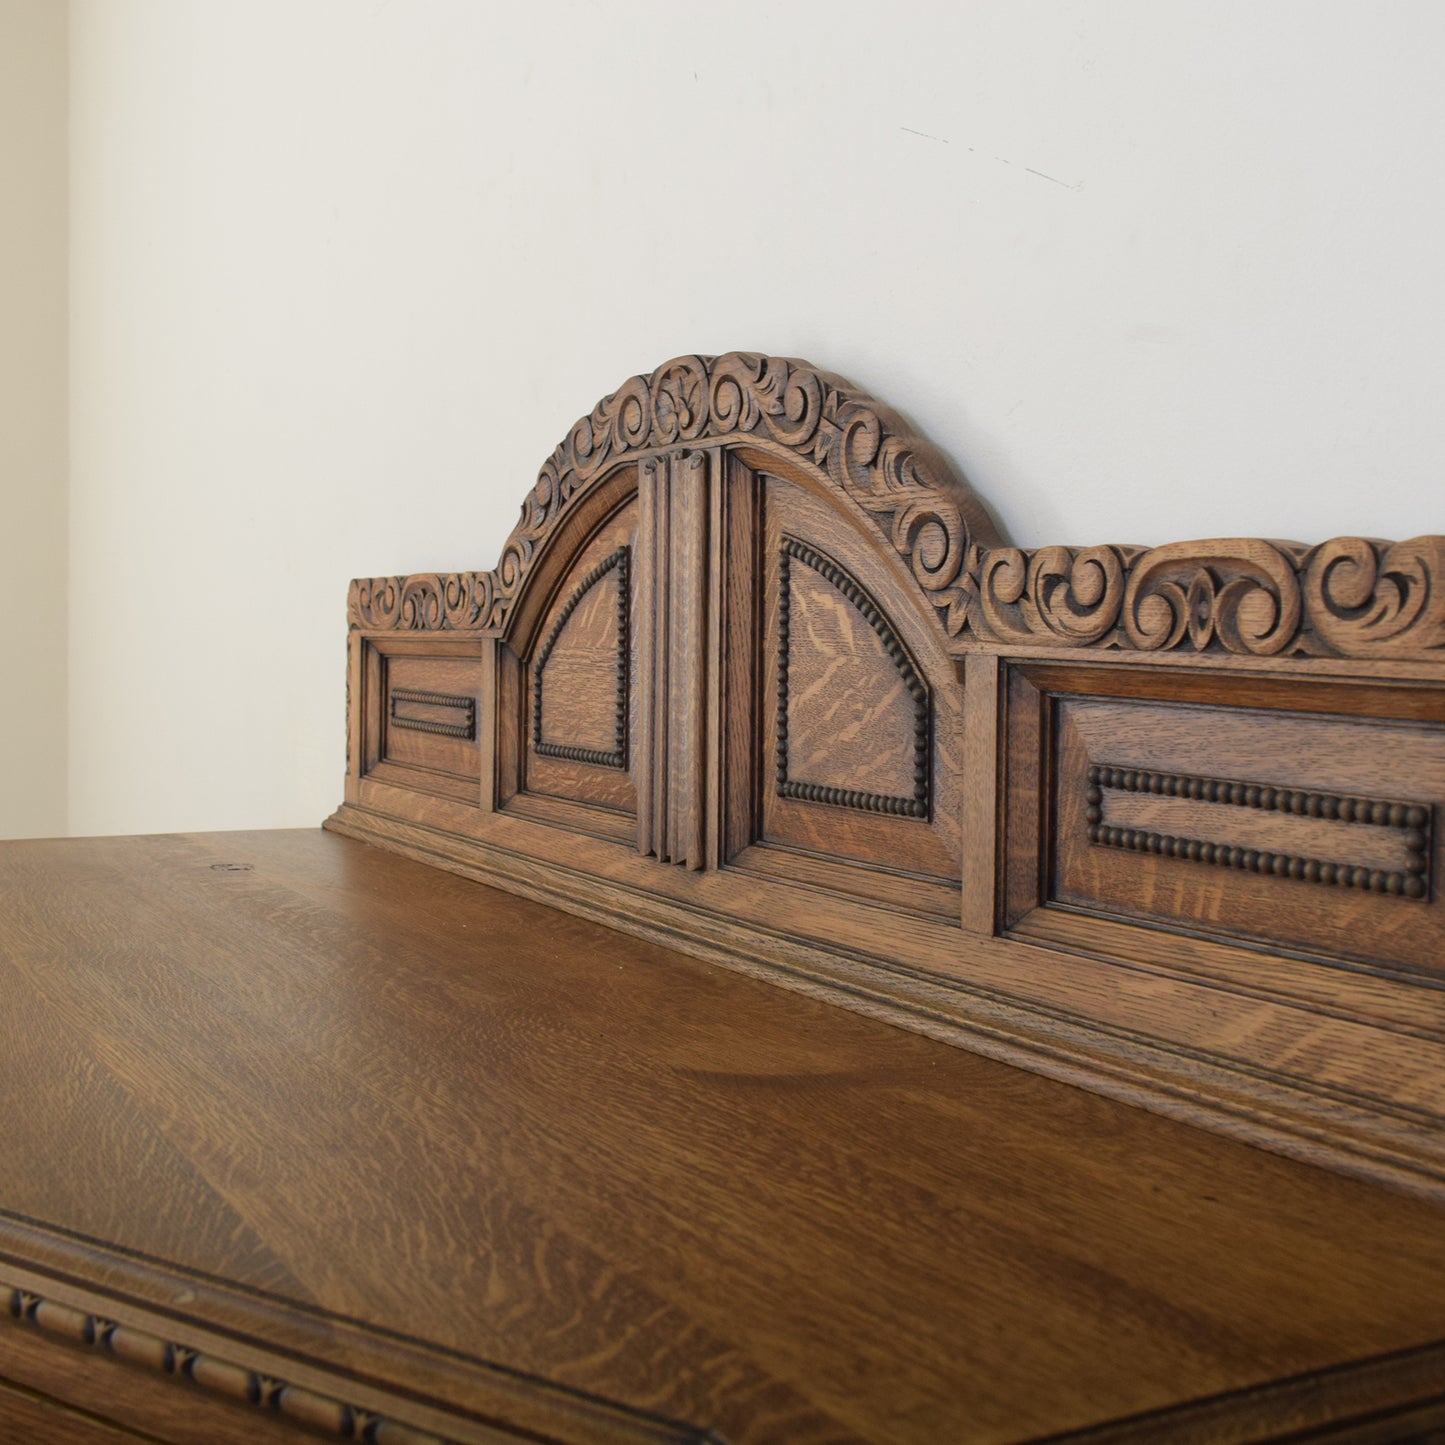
[970,534,1445,658]
[633,448,711,869]
[35,351,1445,1438]
[533,547,628,760]
[3,830,1445,1444]
[1007,662,1445,973]
[752,471,963,890]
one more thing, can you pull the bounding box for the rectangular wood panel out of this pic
[1004,662,1445,979]
[360,642,486,806]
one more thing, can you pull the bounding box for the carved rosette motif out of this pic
[971,536,1445,658]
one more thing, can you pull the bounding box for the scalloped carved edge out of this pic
[971,535,1445,658]
[342,357,1445,662]
[5,1284,447,1444]
[348,352,994,641]
[1086,763,1433,899]
[777,538,930,819]
[531,546,630,769]
[349,570,496,634]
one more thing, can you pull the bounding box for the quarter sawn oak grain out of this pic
[3,830,1445,1443]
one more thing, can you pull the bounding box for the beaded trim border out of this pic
[389,688,476,741]
[5,1285,446,1444]
[1086,763,1432,900]
[777,539,930,819]
[532,547,630,770]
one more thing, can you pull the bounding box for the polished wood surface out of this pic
[4,829,1445,1443]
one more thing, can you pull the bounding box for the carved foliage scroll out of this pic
[776,539,930,819]
[349,571,495,633]
[973,536,1445,659]
[343,355,1445,663]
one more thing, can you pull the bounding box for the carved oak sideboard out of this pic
[3,353,1444,1443]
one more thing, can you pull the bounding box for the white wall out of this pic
[68,0,1445,836]
[0,0,67,839]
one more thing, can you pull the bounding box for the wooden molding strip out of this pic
[0,1215,708,1445]
[1036,1336,1445,1443]
[6,1283,446,1444]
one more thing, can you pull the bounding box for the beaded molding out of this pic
[389,688,476,741]
[532,546,630,769]
[1086,764,1432,900]
[5,1286,446,1444]
[776,538,930,819]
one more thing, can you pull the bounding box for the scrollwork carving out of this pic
[348,570,495,632]
[978,544,1135,647]
[344,355,1443,662]
[487,352,992,638]
[1304,535,1445,656]
[969,536,1445,658]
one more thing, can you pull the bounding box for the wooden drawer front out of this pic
[1007,664,1444,978]
[367,648,484,803]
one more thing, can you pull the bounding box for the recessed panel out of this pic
[534,549,628,767]
[376,651,484,800]
[777,539,928,815]
[511,497,639,820]
[739,472,962,903]
[1007,663,1445,979]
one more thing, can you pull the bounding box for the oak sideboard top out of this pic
[2,827,1444,1444]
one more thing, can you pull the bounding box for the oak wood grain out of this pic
[4,830,1445,1443]
[331,790,1445,1197]
[0,1375,168,1445]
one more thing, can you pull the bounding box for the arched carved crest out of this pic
[349,352,996,642]
[345,352,1445,660]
